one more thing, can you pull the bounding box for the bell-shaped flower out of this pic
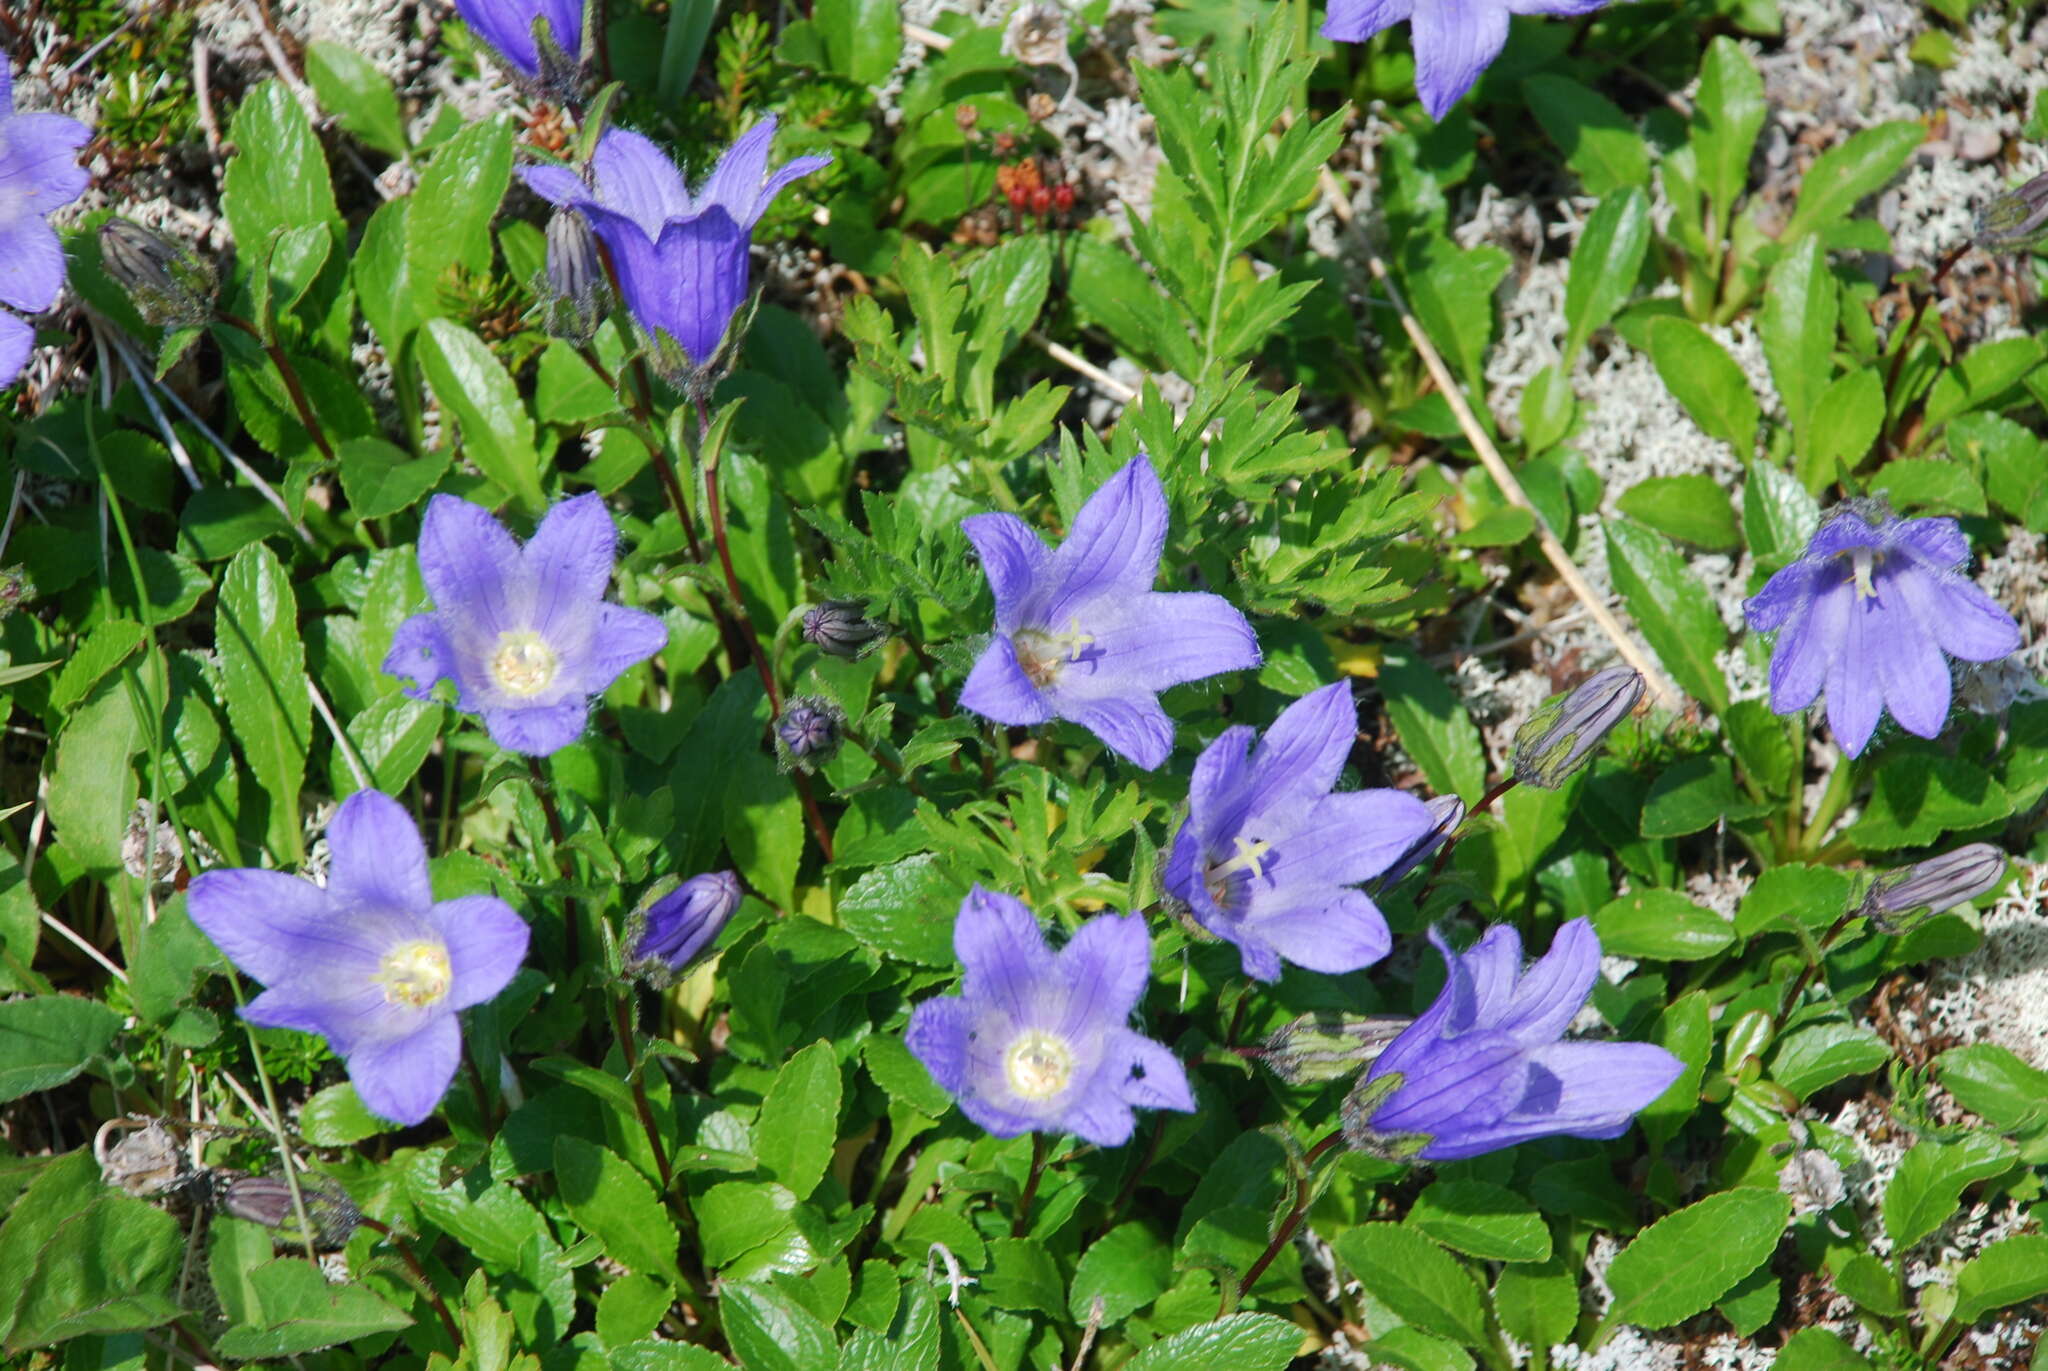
[1743,504,2021,757]
[628,870,742,983]
[905,887,1195,1146]
[454,0,582,89]
[383,493,668,756]
[0,55,92,388]
[1342,920,1682,1161]
[520,119,831,377]
[959,456,1261,770]
[1321,0,1610,121]
[189,790,531,1126]
[1164,680,1432,981]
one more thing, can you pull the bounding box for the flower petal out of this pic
[954,886,1055,1027]
[1744,558,1823,634]
[1040,457,1169,624]
[520,163,593,209]
[1892,563,2022,663]
[483,701,589,756]
[435,894,531,1009]
[960,636,1054,726]
[1261,788,1435,889]
[419,496,525,637]
[1246,887,1392,977]
[456,0,542,75]
[325,790,433,915]
[1807,510,1882,560]
[756,155,834,219]
[1321,0,1414,41]
[187,869,332,986]
[1185,724,1257,848]
[648,208,753,365]
[962,512,1052,635]
[1075,590,1261,694]
[1496,917,1600,1042]
[1055,1071,1139,1147]
[695,116,777,222]
[580,603,669,692]
[1369,1030,1526,1136]
[590,128,694,237]
[1056,688,1176,770]
[348,1015,463,1126]
[1051,911,1152,1036]
[0,214,66,314]
[0,311,32,389]
[0,111,91,216]
[1246,681,1359,810]
[906,996,975,1094]
[1872,599,1951,739]
[383,613,462,705]
[1458,924,1524,1029]
[1161,822,1205,908]
[524,493,618,635]
[1105,1029,1196,1115]
[1410,0,1510,120]
[1825,597,1885,756]
[1504,0,1607,14]
[1888,515,1967,570]
[1769,578,1849,715]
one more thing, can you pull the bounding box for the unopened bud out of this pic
[540,208,607,342]
[219,1173,362,1250]
[98,218,216,328]
[626,871,742,985]
[774,696,844,772]
[1975,171,2048,254]
[1378,794,1464,886]
[1259,1013,1413,1086]
[801,599,889,659]
[1860,843,2007,934]
[1512,667,1643,789]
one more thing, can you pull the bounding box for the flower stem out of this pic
[461,1037,497,1134]
[1416,775,1516,903]
[359,1217,462,1350]
[215,310,335,463]
[1233,1128,1342,1307]
[527,758,580,970]
[1013,1133,1050,1238]
[609,992,674,1189]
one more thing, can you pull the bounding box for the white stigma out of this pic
[1848,547,1880,601]
[490,631,559,697]
[376,939,453,1008]
[1011,618,1096,688]
[1206,835,1273,910]
[1003,1029,1076,1101]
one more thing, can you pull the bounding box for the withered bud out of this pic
[1259,1013,1414,1086]
[1974,171,2048,255]
[540,207,608,343]
[1378,794,1465,886]
[801,599,890,659]
[1512,667,1643,789]
[1003,0,1072,66]
[98,1120,189,1197]
[1860,843,2007,934]
[98,218,217,329]
[219,1173,363,1250]
[0,565,26,620]
[954,103,980,137]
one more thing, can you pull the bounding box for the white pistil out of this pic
[1848,547,1880,600]
[1012,617,1097,689]
[376,939,453,1008]
[490,630,559,697]
[1003,1029,1076,1101]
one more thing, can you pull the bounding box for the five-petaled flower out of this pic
[189,790,531,1126]
[0,52,92,389]
[521,119,831,380]
[1743,504,2021,757]
[905,887,1195,1146]
[1342,919,1681,1161]
[1321,0,1610,121]
[383,493,668,756]
[454,0,583,89]
[960,456,1261,770]
[1164,680,1433,982]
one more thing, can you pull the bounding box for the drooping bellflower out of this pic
[521,119,831,381]
[1342,920,1682,1161]
[188,790,531,1126]
[628,870,742,983]
[454,0,583,91]
[1743,504,2021,757]
[1321,0,1609,121]
[0,55,92,389]
[1163,680,1433,981]
[905,887,1195,1146]
[960,456,1261,770]
[383,493,668,756]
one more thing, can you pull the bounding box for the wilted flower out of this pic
[98,219,217,328]
[1259,1012,1414,1086]
[1513,667,1643,789]
[1861,843,2007,934]
[539,206,607,342]
[905,887,1194,1145]
[97,1119,190,1197]
[1777,1149,1847,1218]
[1377,794,1465,886]
[521,119,832,383]
[1341,920,1682,1161]
[801,599,889,659]
[454,0,583,91]
[960,456,1261,770]
[1163,681,1432,981]
[383,494,668,756]
[1744,503,2021,756]
[1321,0,1609,121]
[1004,2,1072,66]
[628,871,742,981]
[188,790,531,1125]
[774,695,844,771]
[1975,171,2048,255]
[218,1173,364,1250]
[0,55,92,389]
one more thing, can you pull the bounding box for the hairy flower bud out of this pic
[1512,667,1643,789]
[626,871,742,984]
[775,696,844,772]
[1259,1012,1414,1086]
[1377,794,1465,886]
[801,599,889,659]
[540,207,607,342]
[219,1173,363,1250]
[98,218,216,328]
[1975,171,2048,255]
[1860,843,2007,934]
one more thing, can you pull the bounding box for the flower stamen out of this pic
[376,939,453,1008]
[1003,1029,1076,1101]
[490,631,559,697]
[1012,618,1096,688]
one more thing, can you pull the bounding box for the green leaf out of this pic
[1641,755,1765,838]
[304,41,408,157]
[1069,1222,1172,1324]
[1768,1022,1891,1099]
[1405,1181,1551,1262]
[553,1137,682,1285]
[813,0,905,84]
[1782,122,1925,242]
[1641,991,1711,1148]
[695,1181,804,1275]
[48,619,143,716]
[299,1082,403,1147]
[1775,1329,1873,1371]
[1758,236,1837,444]
[1872,456,1987,516]
[214,1261,411,1358]
[755,1041,841,1199]
[418,318,546,515]
[1881,1133,2016,1250]
[1492,1248,1578,1354]
[216,541,312,863]
[220,82,338,263]
[1602,1189,1791,1330]
[719,1280,838,1371]
[1741,460,1821,564]
[1523,76,1651,194]
[1603,517,1730,714]
[1401,241,1510,395]
[1593,890,1736,960]
[1715,1265,1780,1337]
[982,1237,1064,1315]
[1692,39,1766,236]
[407,118,516,307]
[1736,864,1855,940]
[1801,368,1883,490]
[1333,1224,1490,1347]
[1953,1234,2048,1324]
[1378,646,1488,805]
[1950,412,2048,525]
[337,437,450,521]
[1615,475,1740,550]
[4,1192,185,1352]
[1563,189,1652,363]
[1844,754,2012,850]
[1935,1044,2048,1133]
[1646,317,1758,454]
[1125,1312,1303,1371]
[837,853,970,967]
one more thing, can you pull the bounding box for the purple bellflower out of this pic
[1743,504,2021,757]
[1343,919,1682,1161]
[960,456,1261,770]
[1163,681,1433,982]
[1321,0,1607,121]
[383,493,668,756]
[189,790,530,1126]
[629,870,742,983]
[454,0,582,89]
[905,887,1195,1146]
[521,119,831,379]
[0,55,92,389]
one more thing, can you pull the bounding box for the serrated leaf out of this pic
[1759,236,1837,445]
[4,1192,185,1352]
[1935,1044,2048,1133]
[1524,76,1650,195]
[1378,646,1488,805]
[1647,317,1758,454]
[1593,890,1736,959]
[1333,1224,1490,1347]
[0,995,123,1103]
[755,1041,841,1200]
[1125,1311,1303,1371]
[1069,1222,1172,1324]
[305,41,407,157]
[1405,1181,1551,1262]
[1603,517,1731,715]
[553,1137,681,1286]
[1615,474,1739,550]
[1782,122,1925,242]
[1769,1022,1890,1099]
[1953,1234,2048,1324]
[1563,189,1652,361]
[216,542,311,863]
[1602,1189,1790,1331]
[1881,1132,2016,1250]
[1692,39,1765,237]
[418,318,545,515]
[213,1261,411,1358]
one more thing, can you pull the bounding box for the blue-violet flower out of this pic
[1163,680,1432,981]
[189,790,531,1125]
[629,871,742,982]
[1378,793,1466,887]
[454,0,582,89]
[383,493,668,756]
[905,887,1195,1146]
[1743,504,2021,757]
[1342,919,1682,1161]
[0,54,92,389]
[960,456,1261,770]
[1321,0,1609,121]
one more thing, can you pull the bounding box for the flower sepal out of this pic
[1259,1013,1414,1086]
[1339,1073,1431,1161]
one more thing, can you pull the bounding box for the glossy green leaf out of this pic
[1603,517,1730,715]
[1378,646,1488,805]
[1602,1189,1791,1330]
[1881,1132,2016,1250]
[216,541,311,863]
[1333,1224,1490,1347]
[1405,1181,1551,1262]
[1646,317,1758,454]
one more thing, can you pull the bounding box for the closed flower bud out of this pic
[98,218,216,328]
[626,871,742,984]
[774,696,844,772]
[1259,1012,1414,1086]
[1512,667,1643,789]
[1377,794,1465,886]
[801,599,889,659]
[540,207,607,342]
[1861,843,2007,934]
[219,1173,363,1250]
[1975,171,2048,255]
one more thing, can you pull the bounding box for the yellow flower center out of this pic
[490,631,559,697]
[1012,619,1096,688]
[1003,1029,1076,1101]
[376,939,453,1008]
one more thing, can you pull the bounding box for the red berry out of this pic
[1029,186,1053,214]
[1053,184,1075,212]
